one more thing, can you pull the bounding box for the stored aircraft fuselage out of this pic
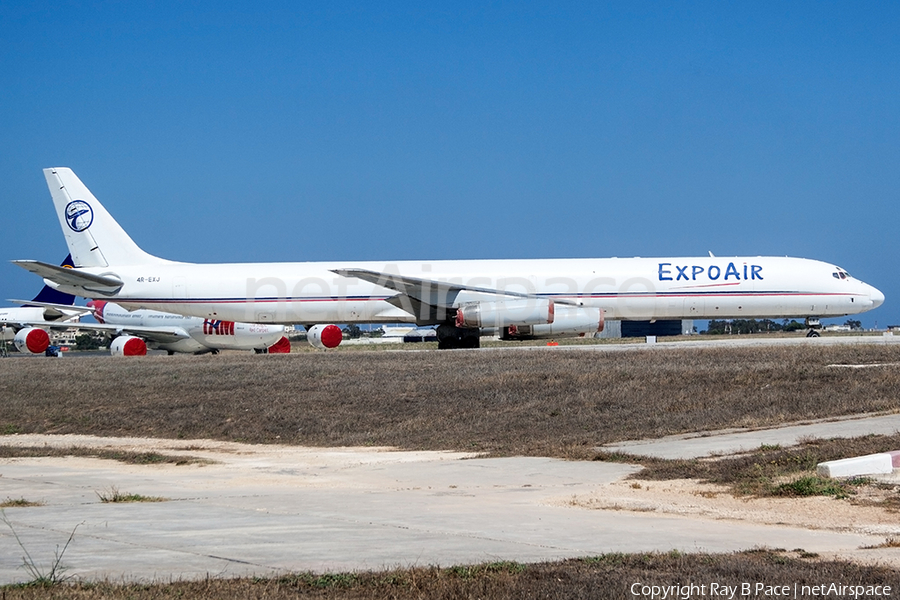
[88,300,287,353]
[88,256,880,326]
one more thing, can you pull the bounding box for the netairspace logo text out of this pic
[630,581,892,599]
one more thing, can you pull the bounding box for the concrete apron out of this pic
[0,434,887,584]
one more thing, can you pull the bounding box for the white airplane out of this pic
[72,300,291,356]
[14,168,884,350]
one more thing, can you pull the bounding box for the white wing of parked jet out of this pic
[11,318,191,342]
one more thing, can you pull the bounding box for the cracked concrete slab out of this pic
[0,434,887,583]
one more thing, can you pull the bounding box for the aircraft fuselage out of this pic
[57,255,881,325]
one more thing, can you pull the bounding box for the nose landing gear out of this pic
[805,317,822,337]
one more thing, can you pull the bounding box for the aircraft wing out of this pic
[0,318,84,331]
[333,267,581,325]
[11,260,123,295]
[6,320,191,344]
[0,319,48,330]
[333,268,582,306]
[7,300,94,319]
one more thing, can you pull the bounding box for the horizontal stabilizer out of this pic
[12,260,124,295]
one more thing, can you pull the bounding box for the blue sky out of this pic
[2,2,898,328]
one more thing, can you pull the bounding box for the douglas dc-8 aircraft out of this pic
[14,168,884,349]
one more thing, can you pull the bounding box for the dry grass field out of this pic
[2,552,898,600]
[2,344,899,457]
[2,342,900,597]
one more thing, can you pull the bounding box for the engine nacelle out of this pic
[502,306,604,340]
[267,336,292,353]
[307,324,343,349]
[110,335,148,356]
[456,299,554,328]
[13,328,50,355]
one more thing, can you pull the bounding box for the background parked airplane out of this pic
[10,300,291,356]
[15,168,885,349]
[81,300,291,355]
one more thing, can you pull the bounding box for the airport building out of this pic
[597,320,694,338]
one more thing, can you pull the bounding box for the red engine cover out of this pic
[14,328,50,354]
[122,337,147,356]
[320,325,343,348]
[307,324,343,349]
[110,336,148,356]
[267,336,291,353]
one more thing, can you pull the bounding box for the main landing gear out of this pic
[436,324,480,349]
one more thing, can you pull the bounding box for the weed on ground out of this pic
[0,498,43,508]
[0,445,212,465]
[95,486,167,503]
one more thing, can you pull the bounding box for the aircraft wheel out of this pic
[806,330,820,338]
[436,324,480,349]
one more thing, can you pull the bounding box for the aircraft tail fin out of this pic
[44,168,167,267]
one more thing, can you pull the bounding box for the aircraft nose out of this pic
[870,285,885,309]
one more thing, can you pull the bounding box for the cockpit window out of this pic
[832,269,851,280]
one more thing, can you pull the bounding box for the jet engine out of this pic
[455,299,554,328]
[266,336,292,353]
[13,327,50,354]
[502,306,604,340]
[110,335,148,356]
[307,324,343,349]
